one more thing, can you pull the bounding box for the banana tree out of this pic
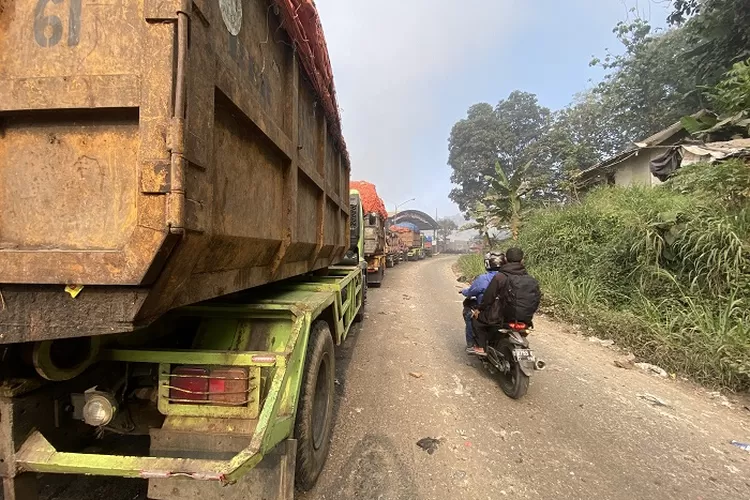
[484,160,533,240]
[460,202,499,249]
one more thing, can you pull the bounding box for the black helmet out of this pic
[484,252,506,271]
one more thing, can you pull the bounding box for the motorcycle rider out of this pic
[460,252,506,353]
[469,247,541,357]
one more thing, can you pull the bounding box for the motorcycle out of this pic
[481,322,545,399]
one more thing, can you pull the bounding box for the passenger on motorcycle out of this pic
[459,252,506,353]
[469,247,541,357]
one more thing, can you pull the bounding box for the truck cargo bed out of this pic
[0,0,350,343]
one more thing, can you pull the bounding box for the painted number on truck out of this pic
[33,0,81,48]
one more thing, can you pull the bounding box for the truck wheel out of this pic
[295,320,335,490]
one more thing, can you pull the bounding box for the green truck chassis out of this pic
[1,266,364,500]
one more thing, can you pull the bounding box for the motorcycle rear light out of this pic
[168,366,250,406]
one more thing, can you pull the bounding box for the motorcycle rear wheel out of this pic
[496,340,529,399]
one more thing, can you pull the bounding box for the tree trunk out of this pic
[510,213,519,240]
[510,198,521,240]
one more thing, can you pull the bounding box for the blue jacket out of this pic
[461,271,497,304]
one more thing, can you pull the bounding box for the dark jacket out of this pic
[476,262,528,325]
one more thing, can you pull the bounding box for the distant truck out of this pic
[386,229,403,267]
[0,1,365,498]
[424,236,434,257]
[389,226,410,262]
[392,224,423,261]
[350,181,388,287]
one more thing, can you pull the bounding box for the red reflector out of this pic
[169,367,209,402]
[209,367,249,406]
[209,378,226,393]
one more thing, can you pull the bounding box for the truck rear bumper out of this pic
[11,348,289,485]
[16,430,240,481]
[149,440,296,500]
[366,255,386,282]
[1,266,365,491]
[8,431,296,500]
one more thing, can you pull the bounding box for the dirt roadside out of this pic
[301,255,750,500]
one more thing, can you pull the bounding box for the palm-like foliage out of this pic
[483,160,533,240]
[460,202,499,249]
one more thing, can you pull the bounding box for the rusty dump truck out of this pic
[0,1,365,498]
[349,181,388,287]
[392,224,422,261]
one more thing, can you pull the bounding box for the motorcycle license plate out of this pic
[513,349,534,361]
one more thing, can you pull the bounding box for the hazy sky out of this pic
[316,0,670,218]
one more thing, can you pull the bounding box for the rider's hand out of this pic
[471,309,480,319]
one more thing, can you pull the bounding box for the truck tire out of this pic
[295,320,335,490]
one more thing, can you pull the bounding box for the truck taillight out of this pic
[209,367,249,405]
[170,367,209,402]
[169,366,249,406]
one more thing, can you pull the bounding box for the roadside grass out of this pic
[460,160,750,390]
[457,254,486,281]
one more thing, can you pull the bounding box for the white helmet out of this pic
[484,252,506,271]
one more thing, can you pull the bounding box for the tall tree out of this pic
[448,91,551,214]
[538,91,627,197]
[668,0,750,84]
[590,17,702,142]
[436,217,459,245]
[448,103,501,213]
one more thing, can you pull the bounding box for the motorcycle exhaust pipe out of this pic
[534,359,546,371]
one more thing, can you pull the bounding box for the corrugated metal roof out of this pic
[574,110,710,186]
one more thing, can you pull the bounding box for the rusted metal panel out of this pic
[0,285,149,342]
[0,0,350,343]
[0,113,139,251]
[0,74,141,110]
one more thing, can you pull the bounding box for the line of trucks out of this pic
[0,1,427,499]
[350,182,432,288]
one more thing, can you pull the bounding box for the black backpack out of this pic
[502,272,541,324]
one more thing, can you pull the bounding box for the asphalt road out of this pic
[26,255,750,499]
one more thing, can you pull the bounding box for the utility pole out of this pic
[435,208,439,252]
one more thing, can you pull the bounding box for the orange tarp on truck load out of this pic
[274,0,348,167]
[351,181,388,219]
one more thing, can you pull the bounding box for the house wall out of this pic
[613,149,665,187]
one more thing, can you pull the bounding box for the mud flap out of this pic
[148,439,297,500]
[518,359,536,377]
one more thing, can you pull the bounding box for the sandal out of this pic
[469,347,487,357]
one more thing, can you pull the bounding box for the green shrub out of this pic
[515,160,750,390]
